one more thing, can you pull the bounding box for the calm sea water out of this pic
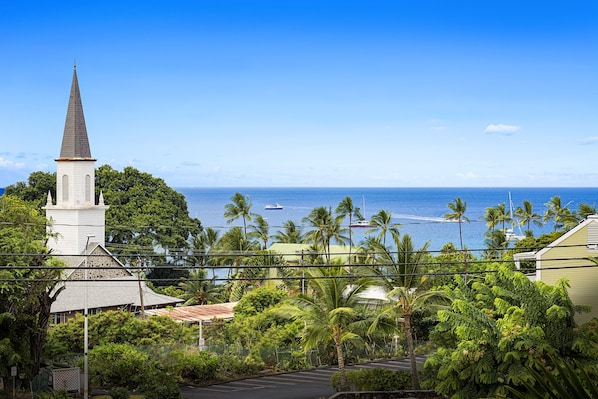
[3,186,596,255]
[178,187,598,254]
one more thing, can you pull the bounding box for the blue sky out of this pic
[1,1,597,188]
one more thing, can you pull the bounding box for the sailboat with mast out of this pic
[350,196,374,228]
[506,192,525,242]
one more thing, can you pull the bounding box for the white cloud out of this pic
[456,172,477,179]
[484,123,521,135]
[0,157,25,169]
[581,136,598,145]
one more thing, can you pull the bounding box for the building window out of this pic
[62,175,69,201]
[85,174,91,203]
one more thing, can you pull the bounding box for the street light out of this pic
[84,234,95,399]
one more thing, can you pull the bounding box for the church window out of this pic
[85,174,91,203]
[62,175,69,201]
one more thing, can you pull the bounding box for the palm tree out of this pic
[444,197,470,251]
[514,200,543,236]
[495,203,512,232]
[369,230,431,289]
[577,203,597,220]
[249,214,270,249]
[179,268,223,305]
[336,196,357,253]
[302,207,348,263]
[224,192,256,237]
[445,197,470,282]
[278,266,374,391]
[543,196,573,231]
[371,286,448,390]
[272,220,304,244]
[367,209,398,247]
[483,229,509,259]
[366,230,444,389]
[190,227,220,273]
[484,206,501,232]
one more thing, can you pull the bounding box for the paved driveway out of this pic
[180,356,425,399]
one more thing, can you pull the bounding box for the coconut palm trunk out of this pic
[403,313,420,389]
[333,327,348,391]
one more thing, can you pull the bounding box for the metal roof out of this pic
[145,302,238,323]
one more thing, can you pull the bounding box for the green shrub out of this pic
[108,386,130,399]
[331,368,413,391]
[139,369,181,399]
[89,343,149,389]
[179,350,219,381]
[53,390,71,399]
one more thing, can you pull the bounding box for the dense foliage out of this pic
[426,265,584,398]
[5,167,203,283]
[0,195,64,378]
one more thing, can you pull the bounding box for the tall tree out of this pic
[444,197,470,251]
[179,268,223,305]
[495,203,512,232]
[484,206,501,232]
[272,220,304,244]
[224,192,256,237]
[367,209,398,247]
[302,207,348,263]
[4,171,56,209]
[370,285,447,390]
[189,227,220,277]
[543,196,573,231]
[336,196,358,258]
[514,199,543,236]
[367,231,442,389]
[0,195,64,377]
[248,214,270,249]
[7,167,203,268]
[445,198,470,280]
[483,229,509,259]
[577,203,597,220]
[278,266,373,391]
[95,165,202,265]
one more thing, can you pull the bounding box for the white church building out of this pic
[47,66,182,322]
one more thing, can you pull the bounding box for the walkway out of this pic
[180,356,426,399]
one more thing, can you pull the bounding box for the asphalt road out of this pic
[180,356,425,399]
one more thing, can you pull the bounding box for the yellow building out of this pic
[514,214,598,324]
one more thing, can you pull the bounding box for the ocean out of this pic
[178,187,598,255]
[2,186,597,255]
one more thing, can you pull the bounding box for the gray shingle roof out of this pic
[58,66,94,160]
[50,276,183,313]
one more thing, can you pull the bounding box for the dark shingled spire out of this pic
[58,65,94,160]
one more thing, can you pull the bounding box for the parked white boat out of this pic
[506,192,525,241]
[350,219,374,228]
[264,203,283,210]
[350,196,374,227]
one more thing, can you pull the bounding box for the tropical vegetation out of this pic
[4,168,598,398]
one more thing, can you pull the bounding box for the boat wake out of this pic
[393,214,456,223]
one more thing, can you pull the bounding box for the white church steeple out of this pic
[44,65,108,255]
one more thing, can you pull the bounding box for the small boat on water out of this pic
[264,203,283,210]
[350,219,373,228]
[350,196,374,227]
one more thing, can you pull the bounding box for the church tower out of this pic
[45,66,108,255]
